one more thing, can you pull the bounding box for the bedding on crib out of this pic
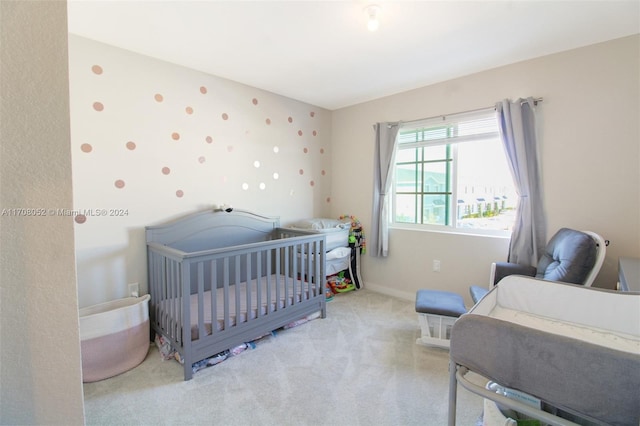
[159,273,320,341]
[146,209,327,380]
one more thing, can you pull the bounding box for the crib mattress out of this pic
[160,274,318,340]
[450,275,640,426]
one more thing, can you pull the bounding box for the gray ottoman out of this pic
[415,289,467,348]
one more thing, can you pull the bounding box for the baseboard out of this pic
[362,281,416,302]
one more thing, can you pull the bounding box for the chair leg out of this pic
[448,358,458,426]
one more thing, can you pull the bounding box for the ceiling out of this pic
[67,0,640,111]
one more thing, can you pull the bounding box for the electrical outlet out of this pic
[433,260,441,272]
[129,282,139,297]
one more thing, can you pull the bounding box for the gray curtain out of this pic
[496,98,546,265]
[370,122,400,257]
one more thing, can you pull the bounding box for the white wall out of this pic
[330,35,640,304]
[68,35,333,308]
[0,1,85,424]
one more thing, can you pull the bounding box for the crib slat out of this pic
[168,260,176,341]
[223,257,230,330]
[308,243,312,298]
[164,257,170,338]
[315,240,322,297]
[197,262,205,340]
[302,241,307,301]
[256,251,263,319]
[265,249,271,315]
[150,252,159,330]
[210,260,217,334]
[273,248,278,313]
[294,244,300,305]
[246,252,252,323]
[177,261,183,344]
[181,262,192,380]
[284,245,290,308]
[172,259,178,341]
[235,254,241,326]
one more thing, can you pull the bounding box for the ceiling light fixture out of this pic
[364,4,380,32]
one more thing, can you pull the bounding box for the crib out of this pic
[146,209,327,380]
[448,275,640,426]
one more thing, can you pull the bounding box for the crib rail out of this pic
[147,229,326,379]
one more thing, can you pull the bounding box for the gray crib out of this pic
[146,209,327,380]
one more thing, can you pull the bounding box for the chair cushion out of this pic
[469,285,489,304]
[415,290,467,317]
[536,228,596,284]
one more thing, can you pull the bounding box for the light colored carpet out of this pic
[83,289,484,425]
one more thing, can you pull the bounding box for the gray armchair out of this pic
[470,228,607,304]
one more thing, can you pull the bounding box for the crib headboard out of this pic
[146,209,280,252]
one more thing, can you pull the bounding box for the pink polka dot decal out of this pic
[298,130,303,136]
[299,169,304,175]
[93,102,104,111]
[288,117,293,123]
[115,179,125,189]
[227,146,234,152]
[198,156,206,163]
[205,136,213,143]
[75,214,87,224]
[320,148,325,154]
[162,167,171,175]
[200,86,207,94]
[81,143,92,153]
[303,148,308,153]
[154,94,163,102]
[321,170,326,175]
[252,98,258,105]
[176,190,184,198]
[265,118,271,125]
[326,197,331,203]
[91,65,103,75]
[186,106,193,115]
[313,130,317,136]
[126,141,136,150]
[222,113,229,120]
[171,132,180,141]
[310,112,315,117]
[310,181,315,187]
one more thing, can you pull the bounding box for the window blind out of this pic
[399,108,499,148]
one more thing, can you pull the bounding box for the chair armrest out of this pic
[473,262,537,305]
[492,262,536,285]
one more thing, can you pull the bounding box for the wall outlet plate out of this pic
[433,260,441,272]
[129,282,139,297]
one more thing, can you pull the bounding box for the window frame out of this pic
[390,108,514,238]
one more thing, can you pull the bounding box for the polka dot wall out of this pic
[69,35,332,306]
[69,35,331,233]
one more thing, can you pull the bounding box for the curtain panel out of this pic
[496,97,546,265]
[370,122,400,257]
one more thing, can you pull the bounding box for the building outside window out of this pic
[392,109,516,235]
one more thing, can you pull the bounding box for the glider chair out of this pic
[469,228,607,304]
[415,228,607,349]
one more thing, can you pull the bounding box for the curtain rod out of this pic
[399,97,543,127]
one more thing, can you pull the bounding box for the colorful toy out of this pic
[338,215,365,289]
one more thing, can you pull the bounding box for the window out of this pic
[392,109,516,235]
